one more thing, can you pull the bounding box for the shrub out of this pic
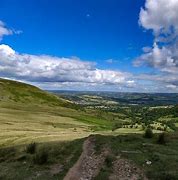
[157,127,163,131]
[144,128,153,138]
[33,149,48,165]
[105,155,115,168]
[26,142,36,154]
[157,133,166,145]
[130,125,133,128]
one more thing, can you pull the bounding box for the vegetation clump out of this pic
[144,128,153,138]
[26,142,36,154]
[105,154,115,168]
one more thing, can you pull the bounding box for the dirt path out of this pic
[64,136,147,180]
[64,136,109,180]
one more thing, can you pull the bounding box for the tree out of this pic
[144,128,153,138]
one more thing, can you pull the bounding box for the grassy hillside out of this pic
[0,78,115,147]
[0,78,68,106]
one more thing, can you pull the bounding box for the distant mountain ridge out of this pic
[50,90,178,106]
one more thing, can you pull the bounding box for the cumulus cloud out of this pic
[139,0,178,37]
[135,0,178,90]
[134,42,178,74]
[0,44,133,88]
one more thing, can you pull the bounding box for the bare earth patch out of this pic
[109,156,147,180]
[64,136,109,180]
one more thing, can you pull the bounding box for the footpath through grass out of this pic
[0,132,178,179]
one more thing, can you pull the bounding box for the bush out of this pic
[157,127,163,131]
[26,142,36,154]
[33,149,48,165]
[105,155,115,168]
[144,128,153,138]
[157,133,166,145]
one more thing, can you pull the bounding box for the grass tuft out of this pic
[26,142,37,154]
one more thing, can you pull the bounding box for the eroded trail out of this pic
[64,136,147,180]
[64,136,109,180]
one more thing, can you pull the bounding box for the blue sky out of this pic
[0,0,177,92]
[1,0,150,60]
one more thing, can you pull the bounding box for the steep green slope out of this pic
[0,78,68,106]
[0,78,114,147]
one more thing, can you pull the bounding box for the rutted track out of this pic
[64,136,109,180]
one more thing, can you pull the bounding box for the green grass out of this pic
[0,138,84,180]
[0,78,72,107]
[0,104,92,147]
[94,132,178,180]
[0,78,119,147]
[0,78,116,146]
[96,133,178,180]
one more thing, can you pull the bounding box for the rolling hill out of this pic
[0,78,69,106]
[0,78,113,147]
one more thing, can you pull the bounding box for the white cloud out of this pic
[0,44,133,88]
[0,44,15,55]
[166,84,177,90]
[0,44,176,92]
[134,42,178,73]
[139,0,178,37]
[0,21,13,41]
[0,20,22,41]
[135,0,178,90]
